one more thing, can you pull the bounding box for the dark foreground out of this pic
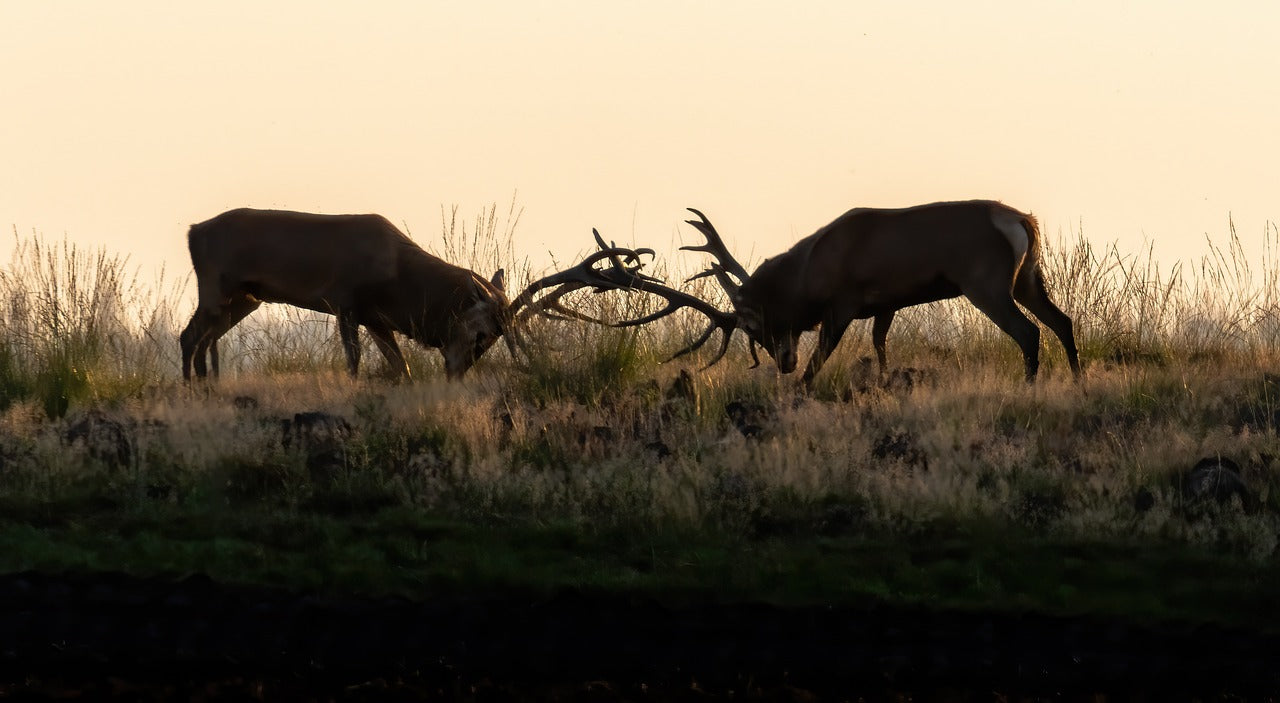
[1,572,1276,701]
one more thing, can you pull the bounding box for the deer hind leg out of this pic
[184,298,260,380]
[204,299,260,378]
[1014,268,1081,378]
[964,287,1042,382]
[180,310,213,380]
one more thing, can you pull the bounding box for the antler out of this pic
[681,208,750,295]
[503,235,660,357]
[593,229,742,369]
[626,300,739,369]
[505,211,753,371]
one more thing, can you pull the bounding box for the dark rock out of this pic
[818,502,866,535]
[1013,489,1066,527]
[725,399,772,439]
[871,431,929,471]
[232,395,259,411]
[644,440,672,460]
[497,412,515,431]
[63,410,133,469]
[280,412,353,480]
[305,448,347,483]
[1133,487,1156,513]
[883,366,930,392]
[666,368,698,403]
[1183,457,1251,508]
[281,412,353,453]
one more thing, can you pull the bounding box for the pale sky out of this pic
[2,2,1278,284]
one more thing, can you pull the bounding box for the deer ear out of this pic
[490,268,506,292]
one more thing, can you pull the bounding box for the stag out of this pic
[609,201,1080,384]
[180,208,652,380]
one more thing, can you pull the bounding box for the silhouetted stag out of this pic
[180,208,653,380]
[603,201,1080,384]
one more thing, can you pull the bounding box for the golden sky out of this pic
[2,2,1277,280]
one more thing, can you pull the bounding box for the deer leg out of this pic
[802,316,854,387]
[365,323,411,380]
[871,311,895,375]
[180,310,213,381]
[1014,269,1081,378]
[336,310,362,377]
[191,299,260,379]
[965,288,1042,382]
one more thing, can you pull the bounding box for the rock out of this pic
[63,410,132,469]
[1133,487,1156,513]
[644,439,672,461]
[232,395,259,411]
[883,366,930,392]
[281,412,353,480]
[281,412,353,453]
[725,399,772,439]
[666,369,698,403]
[871,431,929,472]
[1183,457,1251,508]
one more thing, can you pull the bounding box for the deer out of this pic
[180,208,653,381]
[601,201,1080,385]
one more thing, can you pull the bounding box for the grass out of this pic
[1,208,1279,631]
[3,504,1276,629]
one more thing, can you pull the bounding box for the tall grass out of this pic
[0,231,184,416]
[2,212,1278,406]
[2,210,1280,560]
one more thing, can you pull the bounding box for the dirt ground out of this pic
[1,571,1276,701]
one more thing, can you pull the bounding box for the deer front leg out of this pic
[871,311,895,375]
[336,310,362,377]
[365,323,411,380]
[802,316,854,387]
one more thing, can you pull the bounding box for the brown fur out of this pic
[730,200,1080,383]
[180,208,509,381]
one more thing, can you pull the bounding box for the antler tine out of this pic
[680,207,750,289]
[504,234,666,364]
[665,320,718,360]
[609,274,734,329]
[591,229,662,287]
[601,262,740,369]
[666,319,736,369]
[684,262,740,295]
[697,326,736,369]
[514,281,615,327]
[507,246,653,315]
[592,229,633,273]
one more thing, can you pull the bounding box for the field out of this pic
[2,208,1280,698]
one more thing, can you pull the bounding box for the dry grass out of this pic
[1,209,1279,563]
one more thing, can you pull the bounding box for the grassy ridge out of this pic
[1,208,1279,628]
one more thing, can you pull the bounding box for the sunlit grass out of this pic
[1,207,1279,625]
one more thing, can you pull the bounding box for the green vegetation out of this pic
[1,212,1279,631]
